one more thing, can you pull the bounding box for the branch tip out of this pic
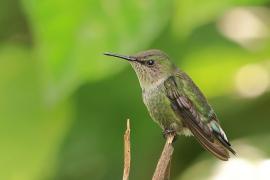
[123,119,131,180]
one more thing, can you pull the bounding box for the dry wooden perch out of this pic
[122,119,175,180]
[123,119,131,180]
[152,134,175,180]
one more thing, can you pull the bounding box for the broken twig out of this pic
[123,119,131,180]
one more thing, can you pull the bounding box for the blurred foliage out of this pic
[1,0,270,180]
[21,0,171,104]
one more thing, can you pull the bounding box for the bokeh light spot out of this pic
[217,7,270,50]
[235,64,269,98]
[211,158,270,180]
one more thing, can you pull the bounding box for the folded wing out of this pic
[164,75,235,161]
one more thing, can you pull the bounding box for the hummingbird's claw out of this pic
[162,129,177,143]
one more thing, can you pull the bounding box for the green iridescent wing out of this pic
[164,73,235,161]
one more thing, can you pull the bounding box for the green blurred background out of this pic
[1,0,270,179]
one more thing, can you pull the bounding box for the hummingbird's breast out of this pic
[142,81,184,132]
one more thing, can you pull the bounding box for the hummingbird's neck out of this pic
[136,73,171,92]
[130,62,178,91]
[142,76,168,91]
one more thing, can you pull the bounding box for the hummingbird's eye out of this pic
[146,60,155,66]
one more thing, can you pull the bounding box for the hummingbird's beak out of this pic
[103,52,136,61]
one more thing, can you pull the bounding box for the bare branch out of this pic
[152,134,175,180]
[123,119,131,180]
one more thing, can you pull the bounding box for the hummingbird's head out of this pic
[104,49,177,88]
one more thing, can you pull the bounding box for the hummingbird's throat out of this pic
[131,62,168,90]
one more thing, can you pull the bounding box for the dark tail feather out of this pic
[188,125,230,161]
[214,133,236,156]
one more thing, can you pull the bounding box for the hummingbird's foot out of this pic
[162,129,177,143]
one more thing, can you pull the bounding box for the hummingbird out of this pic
[104,49,236,161]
